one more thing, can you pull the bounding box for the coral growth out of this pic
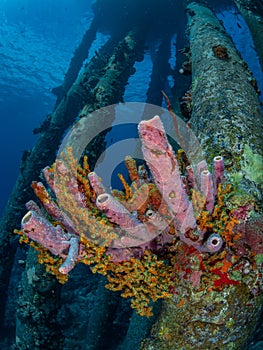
[17,116,263,316]
[212,45,229,60]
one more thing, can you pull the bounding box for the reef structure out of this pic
[20,115,224,268]
[17,113,262,329]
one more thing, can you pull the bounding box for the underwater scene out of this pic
[0,0,263,349]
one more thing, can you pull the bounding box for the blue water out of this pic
[0,0,93,214]
[0,0,262,216]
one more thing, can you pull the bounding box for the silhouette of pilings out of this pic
[52,18,99,106]
[234,0,263,73]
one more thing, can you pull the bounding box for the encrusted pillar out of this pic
[141,2,263,349]
[13,29,146,349]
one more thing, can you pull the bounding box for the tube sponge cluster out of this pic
[16,115,262,316]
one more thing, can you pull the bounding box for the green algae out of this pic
[241,144,263,184]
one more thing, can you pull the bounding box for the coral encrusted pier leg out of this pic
[141,2,263,350]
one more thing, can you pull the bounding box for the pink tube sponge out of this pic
[21,209,70,257]
[138,116,196,234]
